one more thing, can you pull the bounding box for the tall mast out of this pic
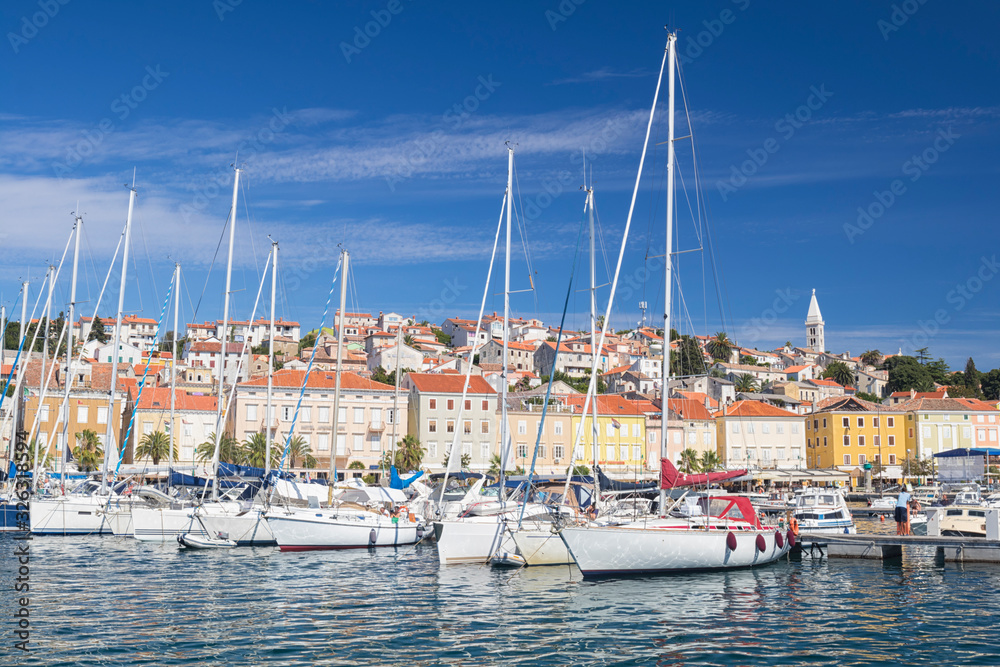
[102,184,136,494]
[265,240,277,478]
[327,249,349,500]
[587,187,601,502]
[58,215,82,494]
[210,166,240,501]
[390,319,402,471]
[168,263,180,489]
[35,265,55,484]
[658,31,677,516]
[499,145,513,500]
[12,282,28,462]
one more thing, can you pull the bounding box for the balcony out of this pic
[367,421,385,432]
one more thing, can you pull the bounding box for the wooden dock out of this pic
[798,532,1000,562]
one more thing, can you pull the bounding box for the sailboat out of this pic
[265,248,421,551]
[558,31,791,577]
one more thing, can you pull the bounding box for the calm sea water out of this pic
[3,517,1000,666]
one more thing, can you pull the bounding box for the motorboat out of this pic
[792,487,855,534]
[939,506,989,537]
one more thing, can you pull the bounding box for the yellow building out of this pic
[805,396,907,477]
[564,395,655,474]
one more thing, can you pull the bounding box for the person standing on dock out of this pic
[895,484,912,536]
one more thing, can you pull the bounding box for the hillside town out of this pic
[3,289,998,488]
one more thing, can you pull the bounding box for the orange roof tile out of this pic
[239,369,395,391]
[406,373,496,395]
[719,400,798,418]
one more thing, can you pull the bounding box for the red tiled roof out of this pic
[601,364,632,377]
[563,394,657,416]
[673,391,718,409]
[406,372,496,395]
[239,369,395,391]
[668,397,713,421]
[131,386,217,412]
[719,400,798,418]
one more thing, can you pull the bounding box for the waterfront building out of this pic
[896,396,1000,460]
[805,396,907,475]
[120,386,218,465]
[716,400,805,470]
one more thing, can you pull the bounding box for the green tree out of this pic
[370,366,393,385]
[699,450,722,472]
[822,361,855,387]
[195,432,243,465]
[884,356,934,394]
[670,335,707,378]
[734,373,759,393]
[707,332,733,362]
[135,430,177,466]
[860,349,882,367]
[75,429,104,473]
[982,369,1000,401]
[914,347,930,364]
[926,358,950,385]
[391,434,424,471]
[964,357,982,397]
[434,330,452,346]
[23,438,54,470]
[571,464,590,476]
[679,448,700,473]
[856,392,882,404]
[242,432,279,469]
[286,434,318,469]
[297,330,318,354]
[347,460,366,470]
[739,355,760,366]
[403,334,415,346]
[88,316,110,344]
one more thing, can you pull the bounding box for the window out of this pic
[184,424,192,436]
[873,417,879,428]
[482,399,488,410]
[447,399,454,411]
[428,442,438,458]
[889,453,896,464]
[429,399,437,410]
[887,417,895,428]
[428,420,437,433]
[823,436,827,447]
[823,418,827,428]
[301,407,311,422]
[246,404,258,421]
[318,434,329,451]
[673,431,681,444]
[777,424,784,434]
[607,423,615,437]
[386,408,395,425]
[842,417,849,428]
[371,409,382,427]
[553,421,563,436]
[481,420,489,434]
[922,426,931,438]
[792,424,799,434]
[143,422,153,435]
[97,407,109,424]
[858,435,865,447]
[747,450,755,461]
[282,406,294,421]
[942,425,952,439]
[762,449,771,463]
[353,434,363,451]
[516,444,528,458]
[732,447,741,461]
[319,406,329,422]
[554,445,564,460]
[632,423,640,438]
[606,445,616,461]
[336,434,346,455]
[464,400,471,411]
[353,408,364,424]
[859,454,866,465]
[40,405,49,422]
[979,429,986,441]
[338,407,346,424]
[632,445,642,461]
[463,420,472,435]
[874,435,880,447]
[843,454,851,465]
[812,419,818,430]
[762,424,770,434]
[481,443,490,460]
[888,435,895,447]
[75,405,89,423]
[517,420,527,435]
[777,447,785,460]
[963,426,972,439]
[446,420,455,433]
[857,417,864,428]
[731,423,740,434]
[462,442,472,457]
[991,431,997,442]
[746,422,754,434]
[843,435,850,447]
[370,434,381,451]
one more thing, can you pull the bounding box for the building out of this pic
[805,396,907,474]
[805,288,825,352]
[478,339,536,373]
[897,396,1000,460]
[533,338,609,378]
[715,401,805,470]
[229,369,403,474]
[501,396,576,475]
[367,344,423,374]
[403,372,498,472]
[120,386,218,465]
[562,394,654,474]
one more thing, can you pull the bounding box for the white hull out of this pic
[435,517,513,565]
[509,526,572,566]
[267,508,420,551]
[30,496,116,535]
[131,506,206,542]
[103,507,134,537]
[560,524,792,577]
[197,507,276,546]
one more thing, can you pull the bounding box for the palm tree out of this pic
[24,438,54,470]
[822,361,855,387]
[403,334,415,346]
[286,434,318,469]
[699,451,722,472]
[734,373,758,393]
[347,460,366,470]
[679,448,700,473]
[135,430,176,466]
[860,349,882,368]
[195,432,243,465]
[75,429,104,473]
[242,432,279,469]
[393,434,424,472]
[707,332,733,362]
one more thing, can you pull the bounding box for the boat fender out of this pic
[789,517,800,536]
[775,530,784,549]
[726,532,737,551]
[786,529,796,548]
[755,534,766,552]
[369,529,377,545]
[880,514,885,522]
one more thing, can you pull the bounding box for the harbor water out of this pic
[3,517,1000,666]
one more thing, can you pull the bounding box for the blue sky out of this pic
[1,1,998,370]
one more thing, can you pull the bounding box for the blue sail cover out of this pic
[218,462,295,480]
[169,471,242,488]
[389,465,424,489]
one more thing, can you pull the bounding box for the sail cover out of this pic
[660,458,748,489]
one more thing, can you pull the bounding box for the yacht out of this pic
[792,487,855,534]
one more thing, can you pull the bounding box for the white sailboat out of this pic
[266,248,420,551]
[558,31,792,577]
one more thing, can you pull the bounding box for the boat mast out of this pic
[499,144,513,501]
[102,184,136,495]
[58,214,82,494]
[390,320,402,471]
[327,248,349,502]
[658,31,676,516]
[12,282,28,464]
[265,240,277,480]
[168,263,180,490]
[587,185,601,504]
[210,166,240,501]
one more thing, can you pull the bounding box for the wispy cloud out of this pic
[549,67,650,86]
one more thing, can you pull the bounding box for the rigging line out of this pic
[134,203,161,310]
[0,275,49,434]
[511,162,537,302]
[128,218,145,314]
[240,176,262,283]
[193,206,233,323]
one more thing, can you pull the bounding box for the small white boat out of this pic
[939,506,989,537]
[792,488,855,534]
[178,532,237,549]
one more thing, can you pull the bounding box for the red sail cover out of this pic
[660,458,748,489]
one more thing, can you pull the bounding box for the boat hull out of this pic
[559,525,791,578]
[197,508,276,546]
[435,517,513,565]
[30,496,115,535]
[509,526,572,566]
[267,509,419,551]
[131,506,206,542]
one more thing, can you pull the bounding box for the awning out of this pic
[934,447,1000,458]
[754,468,851,483]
